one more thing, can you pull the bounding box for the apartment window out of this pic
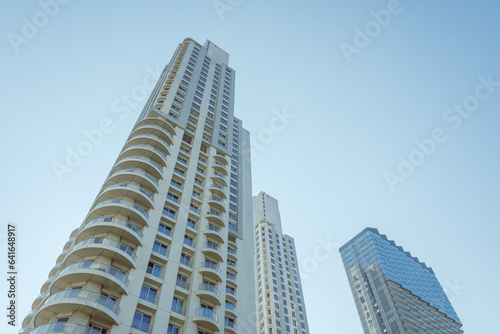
[152,241,167,256]
[182,133,193,145]
[140,285,158,303]
[88,323,108,334]
[167,324,180,334]
[180,253,191,267]
[146,261,162,278]
[167,193,179,203]
[170,179,182,189]
[132,311,151,332]
[171,298,185,314]
[163,207,176,218]
[184,235,194,247]
[187,218,197,229]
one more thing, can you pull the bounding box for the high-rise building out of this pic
[339,228,463,334]
[20,38,257,334]
[253,192,310,334]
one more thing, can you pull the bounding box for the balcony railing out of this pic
[201,261,221,273]
[102,183,153,200]
[196,308,218,321]
[60,261,128,286]
[171,304,186,315]
[110,168,158,186]
[206,225,222,235]
[176,279,190,290]
[86,217,142,238]
[117,155,163,173]
[199,283,220,296]
[203,243,222,254]
[76,238,136,260]
[95,199,149,219]
[207,210,222,218]
[43,289,120,315]
[31,322,103,334]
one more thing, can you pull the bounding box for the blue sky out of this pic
[1,0,499,332]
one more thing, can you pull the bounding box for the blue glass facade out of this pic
[340,228,463,334]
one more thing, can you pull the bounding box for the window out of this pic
[146,261,162,278]
[180,253,191,267]
[171,298,184,314]
[132,311,151,332]
[88,323,108,334]
[158,223,172,236]
[140,285,158,304]
[184,235,194,247]
[167,324,180,334]
[153,241,167,256]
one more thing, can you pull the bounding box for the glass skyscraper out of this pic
[339,228,463,334]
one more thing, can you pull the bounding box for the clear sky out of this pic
[1,0,499,333]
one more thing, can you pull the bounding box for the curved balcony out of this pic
[213,161,228,175]
[87,198,149,228]
[63,236,76,251]
[132,123,173,146]
[199,262,222,282]
[225,288,237,302]
[224,320,237,334]
[32,291,48,309]
[209,183,227,199]
[96,183,154,210]
[204,226,224,244]
[202,243,223,261]
[52,261,128,295]
[56,248,70,264]
[125,133,170,157]
[35,289,120,327]
[68,237,136,268]
[227,261,237,273]
[226,273,238,287]
[207,196,225,213]
[31,322,103,334]
[81,216,143,245]
[40,277,54,294]
[196,283,221,305]
[211,172,227,186]
[193,308,220,332]
[225,304,237,319]
[106,168,159,195]
[227,248,237,261]
[120,144,167,168]
[206,210,225,227]
[113,155,163,179]
[48,261,63,278]
[70,227,79,238]
[136,117,176,139]
[214,154,229,166]
[22,308,35,327]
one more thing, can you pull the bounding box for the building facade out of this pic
[20,38,257,334]
[339,228,463,334]
[253,192,310,334]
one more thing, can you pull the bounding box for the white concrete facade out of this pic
[21,38,257,334]
[253,192,310,334]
